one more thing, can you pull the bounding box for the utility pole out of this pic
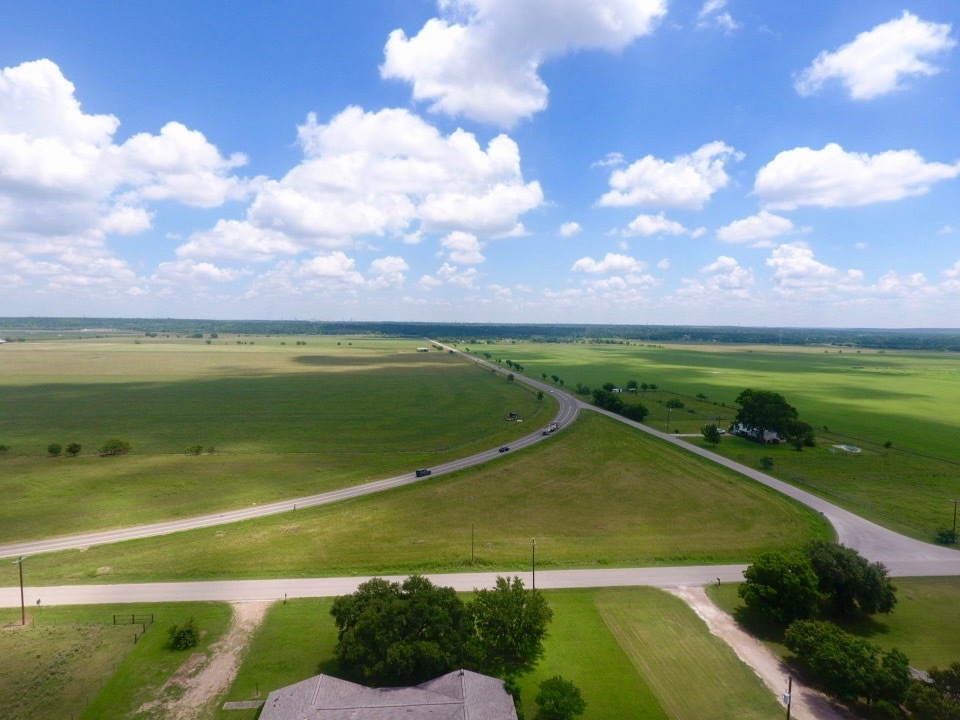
[531,538,537,591]
[952,499,959,542]
[784,676,792,720]
[471,524,475,565]
[14,556,25,626]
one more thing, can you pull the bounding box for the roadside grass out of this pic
[470,342,960,540]
[707,576,960,670]
[0,601,232,720]
[0,338,549,541]
[17,411,830,585]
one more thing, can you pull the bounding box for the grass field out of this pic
[707,576,960,670]
[0,601,232,720]
[11,411,830,586]
[0,336,550,541]
[464,341,960,540]
[218,587,780,720]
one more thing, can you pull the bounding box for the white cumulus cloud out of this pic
[572,252,646,274]
[795,12,956,100]
[755,143,960,210]
[598,141,742,210]
[381,0,667,126]
[623,212,706,237]
[716,210,803,247]
[559,221,581,237]
[440,231,485,264]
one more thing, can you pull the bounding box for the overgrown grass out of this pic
[707,576,960,670]
[466,341,960,540]
[0,602,232,720]
[14,411,830,585]
[0,337,550,540]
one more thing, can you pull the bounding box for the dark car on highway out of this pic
[498,446,510,453]
[415,468,432,477]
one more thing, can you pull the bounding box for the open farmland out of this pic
[467,341,960,540]
[0,336,549,541]
[14,411,830,585]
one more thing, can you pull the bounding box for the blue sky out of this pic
[2,1,959,326]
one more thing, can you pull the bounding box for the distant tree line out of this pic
[4,318,960,351]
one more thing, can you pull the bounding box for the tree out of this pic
[665,398,684,409]
[739,551,819,623]
[330,576,471,686]
[98,438,132,456]
[185,444,203,455]
[506,373,515,382]
[601,382,616,392]
[626,380,638,392]
[0,444,9,454]
[734,389,801,442]
[65,442,82,457]
[784,619,910,706]
[47,443,62,456]
[701,424,722,446]
[168,617,200,650]
[907,662,960,719]
[759,455,774,470]
[804,541,896,617]
[468,576,553,678]
[536,390,544,402]
[536,676,586,720]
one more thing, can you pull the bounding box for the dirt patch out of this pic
[137,600,271,720]
[667,587,855,720]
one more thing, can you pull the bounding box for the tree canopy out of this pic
[805,540,897,617]
[536,676,586,720]
[734,389,808,442]
[739,551,819,623]
[330,575,552,687]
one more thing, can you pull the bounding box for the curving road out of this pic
[1,341,957,593]
[0,346,578,560]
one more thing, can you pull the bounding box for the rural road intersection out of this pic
[2,345,958,608]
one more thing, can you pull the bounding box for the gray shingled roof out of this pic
[258,669,518,720]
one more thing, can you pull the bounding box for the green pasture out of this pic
[707,576,960,670]
[0,601,232,720]
[465,341,960,538]
[13,411,830,585]
[0,337,549,541]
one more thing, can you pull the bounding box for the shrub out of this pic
[665,399,684,409]
[935,528,958,545]
[168,617,200,650]
[0,444,10,454]
[185,444,203,455]
[536,676,586,720]
[759,456,774,470]
[65,442,82,457]
[98,438,132,456]
[47,443,63,457]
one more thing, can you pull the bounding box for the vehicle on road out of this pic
[498,446,510,453]
[542,421,560,436]
[415,469,432,477]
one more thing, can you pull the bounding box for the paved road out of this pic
[0,566,750,607]
[0,351,579,559]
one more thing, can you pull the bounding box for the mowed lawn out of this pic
[217,588,781,720]
[708,576,960,671]
[17,411,830,585]
[0,337,549,541]
[472,341,960,540]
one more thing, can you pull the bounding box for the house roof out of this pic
[258,669,518,720]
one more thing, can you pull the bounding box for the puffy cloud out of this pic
[766,242,864,295]
[419,262,478,289]
[795,12,956,100]
[676,255,754,299]
[623,212,706,237]
[0,59,251,296]
[572,252,646,274]
[246,253,367,299]
[153,259,249,284]
[559,221,581,237]
[716,210,803,247]
[177,220,303,263]
[369,255,409,288]
[440,231,485,264]
[755,143,960,210]
[598,141,742,210]
[382,0,667,126]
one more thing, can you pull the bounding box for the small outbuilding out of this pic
[258,669,518,720]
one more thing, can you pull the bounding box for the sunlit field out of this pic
[0,336,550,540]
[462,341,960,540]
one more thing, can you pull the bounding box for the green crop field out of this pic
[708,576,960,671]
[0,336,550,541]
[12,411,830,586]
[464,341,960,540]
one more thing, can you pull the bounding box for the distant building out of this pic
[732,423,782,444]
[259,669,518,720]
[416,347,429,352]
